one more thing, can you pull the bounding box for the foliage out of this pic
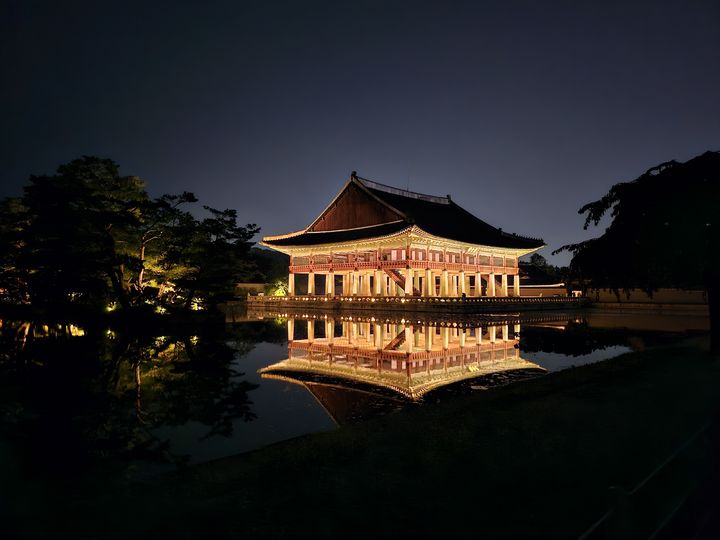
[0,157,260,312]
[555,150,720,350]
[266,278,289,296]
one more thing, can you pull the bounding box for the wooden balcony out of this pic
[290,259,519,275]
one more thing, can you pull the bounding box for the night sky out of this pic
[3,0,719,263]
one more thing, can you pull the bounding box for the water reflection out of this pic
[0,321,283,474]
[0,308,707,474]
[262,317,543,402]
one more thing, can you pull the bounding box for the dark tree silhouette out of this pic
[555,151,720,353]
[0,157,260,313]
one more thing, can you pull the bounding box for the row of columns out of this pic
[288,269,521,298]
[288,319,521,352]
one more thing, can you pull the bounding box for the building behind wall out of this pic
[261,173,544,299]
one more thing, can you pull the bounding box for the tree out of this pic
[555,151,720,353]
[0,157,261,314]
[17,157,146,310]
[529,253,548,268]
[160,207,260,310]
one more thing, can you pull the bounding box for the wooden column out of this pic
[441,270,449,296]
[287,318,294,341]
[459,271,466,296]
[476,327,482,344]
[325,273,334,296]
[425,325,433,351]
[475,272,482,297]
[502,324,509,341]
[424,269,432,297]
[351,271,358,295]
[488,273,496,297]
[513,274,521,297]
[307,272,315,295]
[307,320,314,342]
[405,325,413,353]
[501,274,508,297]
[405,268,414,296]
[288,273,295,296]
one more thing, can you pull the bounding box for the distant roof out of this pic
[263,174,544,250]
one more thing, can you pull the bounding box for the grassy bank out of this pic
[20,341,720,539]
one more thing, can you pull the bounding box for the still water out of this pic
[0,309,708,478]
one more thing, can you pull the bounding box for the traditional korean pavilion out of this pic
[261,173,544,298]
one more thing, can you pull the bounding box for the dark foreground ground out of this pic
[7,339,720,539]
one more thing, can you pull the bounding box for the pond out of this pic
[0,309,708,482]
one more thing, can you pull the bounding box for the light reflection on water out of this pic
[0,309,708,474]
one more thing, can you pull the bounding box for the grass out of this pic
[13,340,720,539]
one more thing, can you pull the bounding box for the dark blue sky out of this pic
[3,0,719,263]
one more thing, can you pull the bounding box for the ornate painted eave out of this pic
[260,224,544,258]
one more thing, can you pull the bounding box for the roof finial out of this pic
[446,193,452,201]
[350,171,358,180]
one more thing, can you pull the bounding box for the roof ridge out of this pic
[356,176,450,205]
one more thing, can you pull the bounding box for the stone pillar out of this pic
[307,272,315,295]
[501,274,508,297]
[307,320,314,342]
[488,273,496,297]
[405,268,414,296]
[441,270,449,296]
[424,269,432,297]
[475,272,482,297]
[459,271,466,296]
[513,274,521,297]
[287,318,294,341]
[288,273,295,296]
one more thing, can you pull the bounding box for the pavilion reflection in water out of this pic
[260,316,544,402]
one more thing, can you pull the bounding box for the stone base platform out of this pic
[244,294,586,315]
